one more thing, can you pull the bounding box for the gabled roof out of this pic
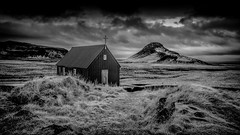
[56,45,105,68]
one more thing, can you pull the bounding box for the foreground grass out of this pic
[0,76,240,135]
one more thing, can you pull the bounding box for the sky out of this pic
[0,1,240,63]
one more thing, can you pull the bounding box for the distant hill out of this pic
[0,41,68,61]
[126,42,210,65]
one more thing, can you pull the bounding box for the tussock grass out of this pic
[0,76,240,135]
[140,84,240,134]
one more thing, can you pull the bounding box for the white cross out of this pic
[103,35,108,45]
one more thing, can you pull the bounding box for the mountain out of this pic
[127,42,210,65]
[0,41,68,61]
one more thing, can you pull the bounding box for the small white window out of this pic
[103,55,107,60]
[73,69,76,75]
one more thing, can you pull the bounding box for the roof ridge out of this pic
[72,44,105,48]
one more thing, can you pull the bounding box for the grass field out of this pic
[1,60,240,90]
[0,60,240,134]
[0,60,56,87]
[120,62,240,91]
[1,76,240,134]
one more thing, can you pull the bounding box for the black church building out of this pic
[56,44,120,86]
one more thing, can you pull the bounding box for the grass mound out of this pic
[0,76,240,135]
[141,84,240,134]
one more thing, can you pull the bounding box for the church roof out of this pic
[56,45,106,68]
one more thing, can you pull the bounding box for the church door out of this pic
[63,67,65,75]
[101,70,108,85]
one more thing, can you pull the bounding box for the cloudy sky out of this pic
[0,1,240,63]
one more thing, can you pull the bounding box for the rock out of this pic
[168,124,183,134]
[194,112,205,118]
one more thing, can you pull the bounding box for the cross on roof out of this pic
[103,35,108,45]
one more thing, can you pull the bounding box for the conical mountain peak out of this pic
[128,42,210,65]
[143,42,164,49]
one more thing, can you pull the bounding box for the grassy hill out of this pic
[0,41,68,62]
[0,76,240,134]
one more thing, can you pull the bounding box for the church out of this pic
[56,36,120,86]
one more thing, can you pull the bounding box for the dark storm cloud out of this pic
[115,35,130,44]
[0,1,192,18]
[180,17,240,32]
[0,1,240,61]
[179,17,240,43]
[189,1,240,19]
[179,0,240,41]
[0,0,238,19]
[201,19,239,32]
[0,22,48,40]
[0,1,86,18]
[110,15,205,41]
[111,16,172,37]
[111,17,147,29]
[0,1,140,19]
[0,17,103,46]
[209,39,228,46]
